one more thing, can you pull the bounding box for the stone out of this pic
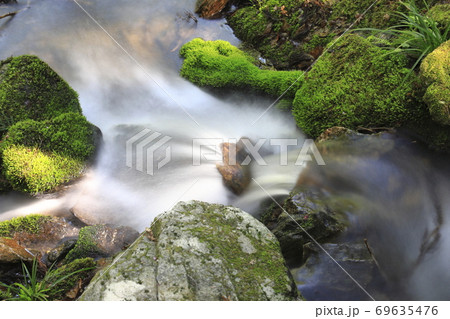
[0,237,34,264]
[80,201,298,301]
[0,215,79,258]
[65,224,139,262]
[261,189,346,266]
[216,139,251,195]
[195,0,229,19]
[45,239,78,264]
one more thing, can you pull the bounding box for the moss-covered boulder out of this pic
[0,55,100,194]
[427,3,450,31]
[79,201,299,301]
[0,55,81,124]
[228,1,313,70]
[292,34,415,137]
[180,38,303,98]
[329,0,407,29]
[420,40,450,126]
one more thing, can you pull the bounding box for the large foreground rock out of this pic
[80,201,298,301]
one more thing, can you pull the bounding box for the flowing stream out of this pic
[1,0,450,301]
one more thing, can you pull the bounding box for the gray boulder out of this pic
[79,201,298,301]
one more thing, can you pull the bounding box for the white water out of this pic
[0,0,304,229]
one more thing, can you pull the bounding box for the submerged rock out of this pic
[261,189,346,266]
[295,242,386,301]
[80,201,298,301]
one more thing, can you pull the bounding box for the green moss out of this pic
[180,38,303,98]
[330,0,405,29]
[292,34,415,137]
[420,40,450,126]
[4,112,95,160]
[0,55,98,194]
[228,3,308,69]
[427,4,450,30]
[303,33,336,53]
[0,214,51,237]
[45,257,96,300]
[2,145,83,193]
[0,55,81,125]
[65,226,105,263]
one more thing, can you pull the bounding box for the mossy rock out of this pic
[0,214,51,237]
[65,225,139,263]
[0,55,81,125]
[292,34,415,137]
[0,55,100,194]
[1,145,84,193]
[180,38,303,98]
[420,40,450,126]
[4,112,96,160]
[427,3,450,30]
[80,201,300,301]
[329,0,407,29]
[227,0,328,69]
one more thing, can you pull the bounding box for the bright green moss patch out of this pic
[2,145,83,193]
[0,214,51,237]
[0,55,81,124]
[293,34,415,137]
[427,4,450,30]
[180,38,303,98]
[5,112,95,160]
[420,40,450,126]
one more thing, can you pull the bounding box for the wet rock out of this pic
[0,237,34,264]
[45,239,78,264]
[0,215,80,257]
[65,224,139,263]
[216,139,251,195]
[70,200,111,225]
[195,0,229,19]
[316,126,361,143]
[261,190,346,266]
[80,201,298,301]
[294,242,386,301]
